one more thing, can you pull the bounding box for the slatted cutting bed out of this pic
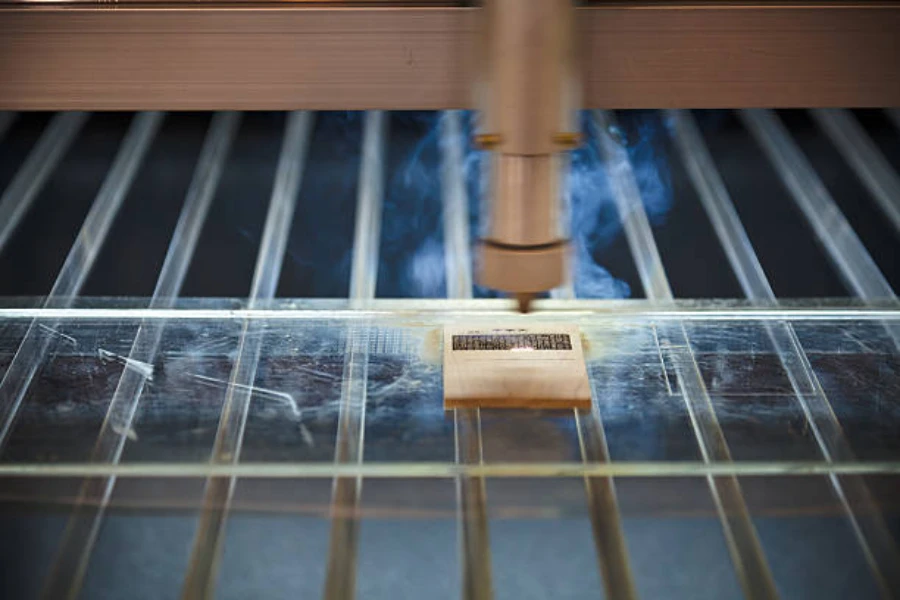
[0,108,897,599]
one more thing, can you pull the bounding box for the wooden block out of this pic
[443,323,591,410]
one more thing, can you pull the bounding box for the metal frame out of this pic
[2,2,899,110]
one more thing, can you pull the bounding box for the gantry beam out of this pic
[1,3,899,110]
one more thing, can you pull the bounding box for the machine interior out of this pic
[0,106,898,598]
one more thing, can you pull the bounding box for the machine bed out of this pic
[0,107,898,598]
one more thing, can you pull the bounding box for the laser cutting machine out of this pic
[0,1,899,599]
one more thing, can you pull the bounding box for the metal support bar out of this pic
[152,112,241,304]
[666,111,777,302]
[39,112,241,600]
[323,110,386,600]
[441,111,473,300]
[595,109,779,600]
[0,111,162,449]
[0,454,899,480]
[180,111,313,600]
[455,408,492,600]
[574,408,639,600]
[323,335,369,600]
[811,108,900,237]
[348,111,387,306]
[0,111,88,254]
[740,109,896,301]
[0,302,895,322]
[668,109,900,596]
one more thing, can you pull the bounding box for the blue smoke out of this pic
[568,111,673,298]
[619,110,674,228]
[569,113,633,298]
[263,110,673,300]
[280,111,361,298]
[377,112,447,298]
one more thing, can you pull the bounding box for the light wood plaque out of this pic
[443,323,591,410]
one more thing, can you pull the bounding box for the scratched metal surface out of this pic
[0,306,896,599]
[0,307,897,464]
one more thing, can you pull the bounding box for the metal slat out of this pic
[348,111,387,306]
[455,408,492,600]
[1,455,899,480]
[574,408,639,600]
[668,109,900,596]
[594,109,779,600]
[441,111,474,300]
[811,109,900,236]
[740,109,896,301]
[180,110,314,600]
[323,110,386,600]
[0,111,163,449]
[323,333,370,600]
[440,110,494,600]
[38,112,241,600]
[3,302,897,323]
[151,113,241,303]
[664,112,778,302]
[0,111,88,254]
